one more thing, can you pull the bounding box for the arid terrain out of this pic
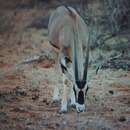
[0,1,130,130]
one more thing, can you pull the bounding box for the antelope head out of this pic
[72,31,89,113]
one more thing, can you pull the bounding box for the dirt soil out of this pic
[0,3,130,130]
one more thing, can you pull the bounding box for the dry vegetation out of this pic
[0,0,130,130]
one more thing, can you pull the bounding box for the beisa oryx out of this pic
[48,6,89,113]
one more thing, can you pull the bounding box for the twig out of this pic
[96,53,122,74]
[19,53,47,65]
[0,51,51,80]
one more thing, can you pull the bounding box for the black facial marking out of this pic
[73,85,77,100]
[78,90,84,104]
[85,85,89,96]
[76,80,86,89]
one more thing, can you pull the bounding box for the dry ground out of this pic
[0,3,130,130]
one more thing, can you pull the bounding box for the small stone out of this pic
[110,108,114,111]
[46,102,49,105]
[11,107,26,113]
[127,100,130,105]
[15,87,27,96]
[42,99,47,103]
[32,94,39,100]
[108,90,114,95]
[118,116,126,122]
[55,123,60,127]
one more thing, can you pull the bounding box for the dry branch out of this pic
[19,53,48,65]
[0,51,52,80]
[96,54,130,74]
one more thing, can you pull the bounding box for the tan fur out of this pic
[48,6,89,112]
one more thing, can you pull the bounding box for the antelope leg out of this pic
[52,86,60,102]
[59,74,68,113]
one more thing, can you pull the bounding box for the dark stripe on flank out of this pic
[49,41,60,50]
[60,64,67,73]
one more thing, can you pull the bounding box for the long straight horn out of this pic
[83,32,90,81]
[83,46,89,81]
[73,30,79,81]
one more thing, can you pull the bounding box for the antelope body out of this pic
[48,6,89,113]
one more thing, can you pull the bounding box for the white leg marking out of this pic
[60,74,68,113]
[52,86,60,102]
[69,86,76,107]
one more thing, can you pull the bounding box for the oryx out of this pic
[48,6,89,113]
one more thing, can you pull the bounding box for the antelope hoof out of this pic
[70,103,76,109]
[59,105,67,114]
[59,108,67,114]
[52,99,60,103]
[52,100,60,107]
